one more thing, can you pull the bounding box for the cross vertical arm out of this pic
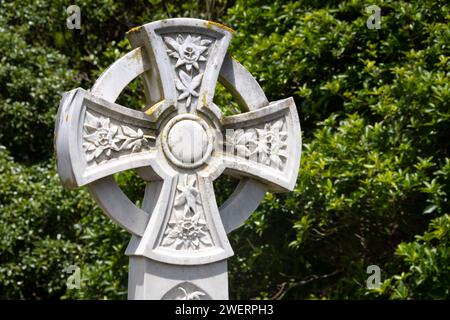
[128,19,232,118]
[127,172,233,265]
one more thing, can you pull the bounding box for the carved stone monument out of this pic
[55,18,301,300]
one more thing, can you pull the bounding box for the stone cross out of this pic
[55,18,301,300]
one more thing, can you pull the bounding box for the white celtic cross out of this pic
[55,18,301,300]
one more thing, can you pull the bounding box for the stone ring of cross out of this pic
[55,18,301,300]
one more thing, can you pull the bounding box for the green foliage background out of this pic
[0,0,449,299]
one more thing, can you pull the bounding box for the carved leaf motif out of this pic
[107,125,119,140]
[272,119,284,131]
[101,117,110,129]
[176,287,206,300]
[236,131,255,157]
[174,193,185,207]
[94,146,104,158]
[175,176,199,212]
[176,70,203,108]
[200,39,212,46]
[175,79,186,92]
[188,291,206,300]
[236,145,250,157]
[84,112,100,132]
[270,154,282,168]
[189,73,203,93]
[120,139,133,151]
[161,228,179,246]
[236,132,255,145]
[122,126,138,138]
[167,229,179,238]
[83,142,96,152]
[199,235,212,246]
[164,37,180,53]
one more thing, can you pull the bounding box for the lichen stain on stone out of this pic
[230,55,240,63]
[145,100,164,117]
[206,21,235,33]
[127,26,142,34]
[127,47,142,63]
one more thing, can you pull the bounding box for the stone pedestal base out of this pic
[127,256,228,300]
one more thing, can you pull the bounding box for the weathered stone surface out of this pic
[55,18,302,300]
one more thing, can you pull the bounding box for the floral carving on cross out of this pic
[161,174,213,250]
[164,35,212,108]
[83,111,150,163]
[226,118,288,170]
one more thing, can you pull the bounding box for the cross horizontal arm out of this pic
[220,97,301,192]
[55,88,157,188]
